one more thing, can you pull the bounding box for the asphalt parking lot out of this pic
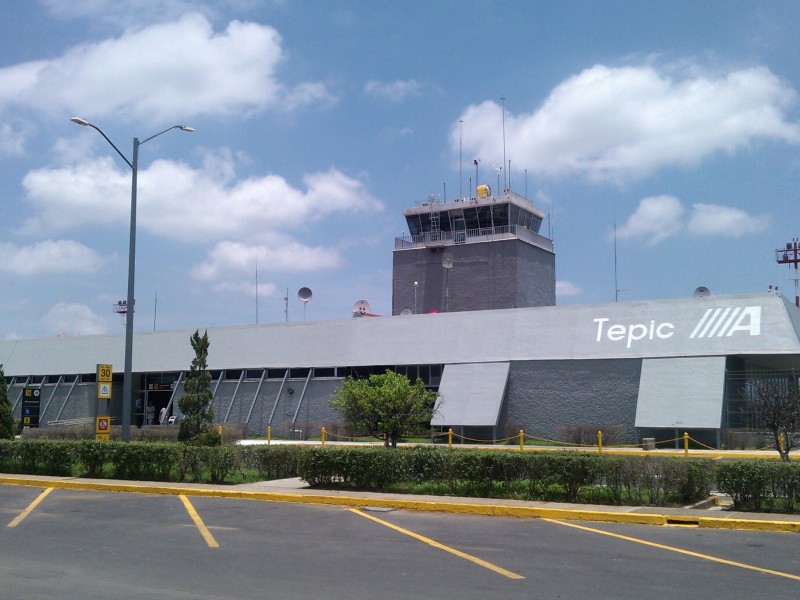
[2,483,799,599]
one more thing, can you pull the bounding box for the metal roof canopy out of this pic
[634,357,726,429]
[431,362,510,427]
[2,292,800,377]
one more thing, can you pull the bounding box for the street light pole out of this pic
[70,117,193,442]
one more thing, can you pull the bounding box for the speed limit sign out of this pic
[97,364,113,399]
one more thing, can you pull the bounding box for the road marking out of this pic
[543,518,800,582]
[179,494,219,548]
[349,508,524,580]
[7,487,54,528]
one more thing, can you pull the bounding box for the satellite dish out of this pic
[694,286,711,298]
[353,300,371,315]
[297,287,312,321]
[399,308,412,316]
[442,255,453,269]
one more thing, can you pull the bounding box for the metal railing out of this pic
[395,224,552,252]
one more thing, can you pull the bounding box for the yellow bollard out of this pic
[267,425,271,445]
[683,432,689,458]
[448,428,453,448]
[322,426,326,447]
[779,433,785,455]
[597,430,603,454]
[519,430,524,451]
[218,424,223,437]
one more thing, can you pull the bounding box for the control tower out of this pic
[392,185,555,314]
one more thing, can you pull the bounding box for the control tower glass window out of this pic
[510,204,520,229]
[463,207,480,230]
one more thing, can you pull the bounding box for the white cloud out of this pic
[42,303,107,336]
[22,150,384,241]
[688,203,769,237]
[211,281,279,297]
[617,196,769,244]
[42,0,210,26]
[22,157,132,232]
[0,121,26,156]
[364,79,432,102]
[0,240,106,275]
[556,280,582,297]
[455,64,800,182]
[20,143,383,304]
[617,196,685,244]
[192,239,343,281]
[0,13,332,123]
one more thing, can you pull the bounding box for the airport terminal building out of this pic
[2,191,799,446]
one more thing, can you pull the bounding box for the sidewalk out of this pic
[2,473,799,533]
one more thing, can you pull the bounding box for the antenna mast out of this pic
[459,119,463,198]
[614,222,619,302]
[255,258,259,324]
[501,96,507,190]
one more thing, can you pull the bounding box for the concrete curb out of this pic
[3,475,799,533]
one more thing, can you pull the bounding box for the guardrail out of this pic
[395,225,552,252]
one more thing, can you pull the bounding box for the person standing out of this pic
[146,401,155,425]
[158,406,167,425]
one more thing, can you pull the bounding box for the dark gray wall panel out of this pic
[505,359,642,442]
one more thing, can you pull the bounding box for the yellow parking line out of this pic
[7,487,54,528]
[543,518,800,582]
[179,494,219,548]
[349,508,524,580]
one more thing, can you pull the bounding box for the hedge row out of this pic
[2,440,799,512]
[716,460,800,513]
[297,446,715,505]
[0,439,299,484]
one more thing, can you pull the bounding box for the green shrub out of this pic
[73,440,112,478]
[0,439,15,471]
[10,439,75,476]
[107,442,179,481]
[242,445,303,480]
[549,453,601,502]
[201,445,241,483]
[661,459,714,504]
[770,461,800,513]
[177,444,203,482]
[402,446,449,483]
[716,460,775,511]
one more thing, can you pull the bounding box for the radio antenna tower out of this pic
[775,238,800,307]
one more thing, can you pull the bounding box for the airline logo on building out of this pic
[594,306,761,348]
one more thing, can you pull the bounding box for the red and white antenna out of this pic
[775,238,800,307]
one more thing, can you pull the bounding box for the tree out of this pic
[330,370,437,448]
[178,330,219,445]
[750,375,800,461]
[0,364,14,439]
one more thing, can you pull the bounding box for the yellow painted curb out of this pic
[697,517,800,533]
[2,476,798,533]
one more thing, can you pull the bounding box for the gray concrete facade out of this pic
[4,291,800,444]
[392,238,556,314]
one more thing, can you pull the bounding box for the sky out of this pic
[1,0,799,339]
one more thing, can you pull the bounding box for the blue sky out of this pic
[1,0,799,339]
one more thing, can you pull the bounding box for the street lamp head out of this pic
[70,117,90,126]
[178,125,195,132]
